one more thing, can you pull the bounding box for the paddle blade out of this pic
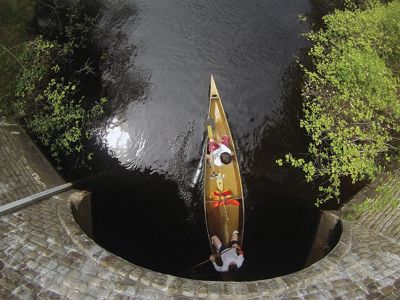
[204,118,215,139]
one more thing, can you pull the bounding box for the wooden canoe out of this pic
[204,75,244,256]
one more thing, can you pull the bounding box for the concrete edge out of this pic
[57,191,352,299]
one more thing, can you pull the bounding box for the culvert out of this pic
[61,190,348,298]
[68,170,342,282]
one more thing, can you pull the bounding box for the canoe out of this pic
[203,75,244,256]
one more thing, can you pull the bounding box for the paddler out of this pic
[209,231,244,272]
[207,134,233,167]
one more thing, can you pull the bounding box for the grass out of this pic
[343,169,399,221]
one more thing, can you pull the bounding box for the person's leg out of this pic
[230,230,239,242]
[211,235,224,253]
[229,231,239,248]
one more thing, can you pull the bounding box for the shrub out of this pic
[1,1,107,169]
[279,1,400,205]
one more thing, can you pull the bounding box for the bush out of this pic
[0,0,37,114]
[1,1,107,169]
[279,1,400,205]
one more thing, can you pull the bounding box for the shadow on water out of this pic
[91,167,210,277]
[96,1,150,114]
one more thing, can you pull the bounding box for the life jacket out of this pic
[211,189,240,208]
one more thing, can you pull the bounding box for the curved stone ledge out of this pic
[59,191,352,298]
[3,122,399,298]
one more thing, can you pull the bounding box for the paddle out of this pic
[190,133,206,188]
[204,118,215,140]
[190,118,216,188]
[183,247,233,272]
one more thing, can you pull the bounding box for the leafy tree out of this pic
[278,1,400,205]
[1,1,107,169]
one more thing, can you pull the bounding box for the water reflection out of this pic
[96,0,311,175]
[104,117,132,165]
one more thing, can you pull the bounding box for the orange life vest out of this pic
[211,190,240,208]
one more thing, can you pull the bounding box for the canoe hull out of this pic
[203,76,244,254]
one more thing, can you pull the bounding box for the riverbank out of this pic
[283,0,400,206]
[340,165,400,242]
[0,0,107,175]
[1,121,399,298]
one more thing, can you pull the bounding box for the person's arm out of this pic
[235,245,244,256]
[237,254,244,268]
[208,139,218,153]
[205,154,215,172]
[210,255,222,271]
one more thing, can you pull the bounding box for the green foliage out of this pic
[343,180,398,220]
[1,1,107,169]
[27,79,106,163]
[0,0,37,115]
[13,35,106,167]
[282,1,400,205]
[308,1,400,73]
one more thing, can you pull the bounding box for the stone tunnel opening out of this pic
[71,169,342,281]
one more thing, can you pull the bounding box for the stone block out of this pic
[194,282,208,298]
[132,286,165,300]
[62,276,83,290]
[125,284,137,297]
[151,273,167,290]
[128,267,143,282]
[140,271,156,287]
[86,283,111,298]
[29,235,49,249]
[222,282,235,298]
[19,266,40,281]
[283,273,304,289]
[0,273,18,291]
[246,282,261,298]
[181,278,197,297]
[107,281,129,294]
[67,288,86,300]
[100,254,125,273]
[366,291,384,299]
[258,278,287,296]
[37,289,64,299]
[380,285,395,296]
[11,285,36,300]
[166,277,183,295]
[200,282,222,299]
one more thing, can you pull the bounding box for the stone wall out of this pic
[0,121,399,299]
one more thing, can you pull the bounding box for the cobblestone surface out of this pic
[0,120,63,206]
[342,168,400,243]
[0,122,399,299]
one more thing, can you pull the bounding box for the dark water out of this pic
[90,0,325,281]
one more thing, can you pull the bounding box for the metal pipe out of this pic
[0,182,73,216]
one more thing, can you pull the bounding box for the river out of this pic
[90,0,322,281]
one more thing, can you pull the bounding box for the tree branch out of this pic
[0,43,26,70]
